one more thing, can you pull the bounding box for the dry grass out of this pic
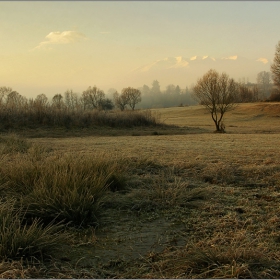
[30,133,280,184]
[153,102,280,133]
[1,102,280,278]
[0,199,71,261]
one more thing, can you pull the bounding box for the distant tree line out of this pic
[0,86,160,130]
[136,80,197,108]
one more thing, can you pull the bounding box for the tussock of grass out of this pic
[139,233,280,279]
[0,153,127,227]
[0,138,128,226]
[0,200,70,260]
[200,162,237,184]
[101,166,210,217]
[143,167,209,209]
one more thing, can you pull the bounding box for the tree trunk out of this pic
[215,121,220,132]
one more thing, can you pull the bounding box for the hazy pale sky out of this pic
[0,1,279,98]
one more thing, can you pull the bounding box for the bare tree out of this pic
[6,91,27,111]
[52,94,64,110]
[238,83,259,103]
[113,91,129,111]
[0,87,12,106]
[34,94,49,107]
[151,80,161,94]
[81,86,105,110]
[121,87,142,110]
[192,69,238,132]
[64,89,79,111]
[257,71,272,99]
[271,41,280,91]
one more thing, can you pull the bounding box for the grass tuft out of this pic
[147,168,209,208]
[0,199,70,260]
[0,152,128,227]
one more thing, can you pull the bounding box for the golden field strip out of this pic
[152,102,280,133]
[1,102,280,278]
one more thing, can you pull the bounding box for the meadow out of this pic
[1,102,280,278]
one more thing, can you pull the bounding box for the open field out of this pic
[152,102,280,134]
[1,102,280,278]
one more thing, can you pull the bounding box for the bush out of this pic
[269,89,280,102]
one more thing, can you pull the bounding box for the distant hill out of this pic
[152,102,280,134]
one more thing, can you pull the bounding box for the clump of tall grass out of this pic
[146,168,209,209]
[143,234,280,279]
[0,199,70,260]
[0,152,127,227]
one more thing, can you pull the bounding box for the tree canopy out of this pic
[192,69,238,132]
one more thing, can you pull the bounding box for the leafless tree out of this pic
[34,94,49,108]
[52,94,64,110]
[0,87,12,106]
[81,86,105,110]
[238,83,259,103]
[257,71,272,99]
[192,69,238,132]
[64,89,79,111]
[113,91,129,111]
[121,87,142,110]
[6,91,27,111]
[271,41,280,91]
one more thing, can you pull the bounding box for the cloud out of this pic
[222,55,238,60]
[167,56,189,68]
[32,31,86,50]
[190,56,197,61]
[256,57,268,64]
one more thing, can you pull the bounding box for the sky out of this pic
[0,1,280,99]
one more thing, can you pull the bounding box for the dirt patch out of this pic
[66,217,185,269]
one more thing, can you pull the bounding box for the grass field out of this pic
[152,102,280,134]
[1,102,280,278]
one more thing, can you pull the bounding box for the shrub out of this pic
[269,89,280,102]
